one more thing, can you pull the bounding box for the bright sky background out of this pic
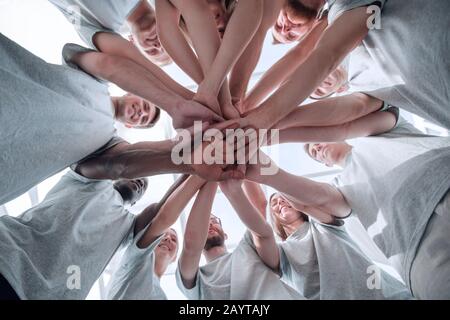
[1,0,448,300]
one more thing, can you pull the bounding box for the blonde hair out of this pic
[269,193,309,241]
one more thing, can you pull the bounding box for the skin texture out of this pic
[179,182,220,289]
[237,7,373,130]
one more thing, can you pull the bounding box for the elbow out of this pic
[352,93,383,114]
[183,231,204,254]
[93,53,122,80]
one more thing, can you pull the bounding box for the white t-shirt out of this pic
[327,0,450,129]
[49,0,142,49]
[106,229,167,300]
[334,121,450,290]
[175,232,303,300]
[279,220,413,299]
[0,35,120,206]
[0,171,135,300]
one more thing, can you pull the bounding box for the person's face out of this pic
[270,194,301,224]
[131,18,172,65]
[116,94,158,128]
[307,142,347,167]
[205,215,227,249]
[207,0,228,38]
[155,229,178,263]
[273,8,312,43]
[113,178,149,205]
[311,67,348,99]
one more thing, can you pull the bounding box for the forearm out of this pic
[242,181,267,218]
[75,51,184,116]
[76,141,192,180]
[180,182,218,287]
[229,28,266,102]
[201,0,263,96]
[134,174,189,235]
[244,19,328,111]
[94,32,194,99]
[246,8,370,129]
[256,168,347,214]
[156,0,205,84]
[138,175,206,247]
[175,0,221,74]
[273,93,383,130]
[223,187,279,270]
[274,107,397,144]
[223,188,271,238]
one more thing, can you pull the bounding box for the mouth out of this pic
[158,243,171,251]
[280,205,291,215]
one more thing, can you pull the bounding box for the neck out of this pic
[283,219,304,238]
[154,257,170,279]
[127,0,154,27]
[204,246,228,263]
[336,144,353,168]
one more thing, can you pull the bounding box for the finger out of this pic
[210,119,240,132]
[219,169,245,181]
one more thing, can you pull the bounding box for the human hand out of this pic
[173,100,223,129]
[193,91,223,118]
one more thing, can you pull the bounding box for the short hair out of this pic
[303,143,323,164]
[286,0,321,21]
[137,106,161,129]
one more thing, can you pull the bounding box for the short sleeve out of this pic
[328,0,386,23]
[175,263,201,300]
[71,136,125,171]
[61,43,109,84]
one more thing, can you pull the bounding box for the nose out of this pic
[152,40,161,49]
[282,23,291,34]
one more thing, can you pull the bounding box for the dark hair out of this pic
[138,106,161,129]
[287,0,321,21]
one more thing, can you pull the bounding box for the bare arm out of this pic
[244,7,372,129]
[93,32,194,99]
[179,182,218,289]
[247,153,351,220]
[134,174,189,235]
[75,139,243,182]
[243,18,328,112]
[71,50,222,128]
[155,0,204,84]
[242,181,268,219]
[229,0,283,103]
[221,181,279,271]
[273,93,384,130]
[196,0,264,97]
[274,108,398,144]
[138,175,206,248]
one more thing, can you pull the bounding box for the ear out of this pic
[224,233,228,240]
